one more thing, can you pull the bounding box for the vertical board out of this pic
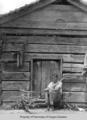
[33,60,42,96]
[41,61,51,95]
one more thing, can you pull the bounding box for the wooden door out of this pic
[32,59,61,97]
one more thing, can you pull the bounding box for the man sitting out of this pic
[44,73,63,110]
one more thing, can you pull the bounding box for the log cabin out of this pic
[0,0,87,107]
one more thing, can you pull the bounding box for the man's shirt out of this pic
[47,81,62,93]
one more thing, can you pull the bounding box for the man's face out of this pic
[54,75,58,83]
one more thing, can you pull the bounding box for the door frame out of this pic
[30,56,63,91]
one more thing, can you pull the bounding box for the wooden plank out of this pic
[26,53,84,63]
[6,35,87,46]
[2,81,30,91]
[27,44,87,54]
[63,67,83,73]
[41,61,50,92]
[1,53,84,63]
[2,53,62,62]
[63,73,83,77]
[1,72,30,81]
[63,92,87,103]
[2,91,21,102]
[6,36,27,43]
[3,43,87,54]
[26,44,87,54]
[3,62,29,72]
[63,63,83,68]
[33,60,42,93]
[1,53,16,62]
[1,28,87,36]
[3,43,23,52]
[63,83,86,92]
[5,21,87,30]
[62,76,85,83]
[63,62,83,75]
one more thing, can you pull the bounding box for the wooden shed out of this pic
[0,0,87,107]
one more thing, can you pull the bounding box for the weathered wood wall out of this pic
[1,34,86,105]
[1,4,87,106]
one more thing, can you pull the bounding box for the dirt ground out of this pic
[0,109,87,120]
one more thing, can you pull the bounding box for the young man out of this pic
[44,73,62,110]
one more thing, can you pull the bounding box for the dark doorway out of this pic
[32,59,62,97]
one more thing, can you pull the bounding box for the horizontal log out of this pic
[1,53,84,65]
[3,43,87,54]
[63,63,83,75]
[63,67,83,73]
[2,62,30,72]
[1,72,30,81]
[3,43,23,52]
[6,35,87,46]
[2,91,21,102]
[6,36,28,43]
[1,53,16,62]
[26,53,84,63]
[63,63,83,68]
[63,83,86,92]
[62,76,85,83]
[63,92,87,103]
[5,21,87,30]
[27,44,87,53]
[63,73,83,77]
[1,27,87,36]
[2,81,30,91]
[1,53,84,63]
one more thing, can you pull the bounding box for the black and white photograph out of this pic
[1,0,87,120]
